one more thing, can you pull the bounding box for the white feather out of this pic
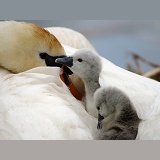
[0,66,97,140]
[45,27,95,50]
[99,57,160,140]
[0,24,160,140]
[56,45,160,140]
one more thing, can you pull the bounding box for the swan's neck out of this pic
[83,77,100,118]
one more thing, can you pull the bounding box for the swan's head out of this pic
[0,21,66,73]
[55,48,102,81]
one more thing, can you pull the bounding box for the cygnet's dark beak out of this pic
[55,57,73,67]
[97,113,104,130]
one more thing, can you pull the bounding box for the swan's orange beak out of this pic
[59,66,83,101]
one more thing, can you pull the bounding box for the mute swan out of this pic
[0,21,80,98]
[94,87,140,140]
[46,26,96,97]
[0,21,68,73]
[0,21,160,140]
[0,21,97,140]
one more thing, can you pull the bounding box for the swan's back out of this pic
[100,57,160,139]
[46,27,95,50]
[0,67,96,140]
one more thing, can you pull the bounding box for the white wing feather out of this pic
[62,45,160,140]
[0,25,160,140]
[45,27,95,50]
[0,66,96,140]
[100,57,160,119]
[98,57,160,140]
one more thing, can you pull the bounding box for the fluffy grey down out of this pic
[94,87,141,140]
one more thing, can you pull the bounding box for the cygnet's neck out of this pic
[83,76,100,118]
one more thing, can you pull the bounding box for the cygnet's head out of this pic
[94,87,132,129]
[0,21,66,73]
[55,48,102,81]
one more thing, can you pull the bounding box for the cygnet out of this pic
[56,48,102,117]
[94,87,141,140]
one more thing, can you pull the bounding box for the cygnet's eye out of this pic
[97,107,100,111]
[39,52,48,59]
[77,58,83,62]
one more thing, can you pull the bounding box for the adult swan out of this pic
[0,21,96,140]
[0,21,160,140]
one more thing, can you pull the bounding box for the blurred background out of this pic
[22,20,160,81]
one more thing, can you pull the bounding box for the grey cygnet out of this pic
[56,48,102,117]
[94,87,141,140]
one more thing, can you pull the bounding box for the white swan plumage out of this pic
[0,21,97,140]
[55,47,160,140]
[0,21,160,140]
[46,27,95,50]
[0,66,96,140]
[100,57,160,140]
[63,45,160,140]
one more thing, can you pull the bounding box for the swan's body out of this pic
[0,21,160,140]
[46,27,95,50]
[94,87,140,140]
[0,66,96,139]
[99,57,160,140]
[0,21,97,140]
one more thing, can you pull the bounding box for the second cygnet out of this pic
[94,87,141,140]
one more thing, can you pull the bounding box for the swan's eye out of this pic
[77,58,83,62]
[97,107,100,111]
[39,52,48,59]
